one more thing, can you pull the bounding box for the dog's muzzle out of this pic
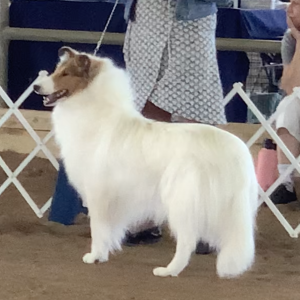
[42,90,69,107]
[33,85,69,107]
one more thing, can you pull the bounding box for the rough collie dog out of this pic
[34,47,258,278]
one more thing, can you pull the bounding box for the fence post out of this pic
[0,0,9,107]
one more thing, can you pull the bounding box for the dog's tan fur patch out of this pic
[51,47,101,98]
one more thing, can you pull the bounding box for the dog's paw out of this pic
[82,252,109,264]
[153,267,178,277]
[82,252,98,264]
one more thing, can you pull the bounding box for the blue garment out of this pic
[124,0,224,22]
[48,161,87,225]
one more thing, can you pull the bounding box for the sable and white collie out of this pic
[34,47,258,278]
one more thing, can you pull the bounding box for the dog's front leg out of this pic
[83,215,110,264]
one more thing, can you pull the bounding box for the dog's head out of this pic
[34,47,101,107]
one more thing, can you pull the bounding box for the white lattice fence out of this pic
[225,83,300,238]
[0,73,59,218]
[0,78,300,237]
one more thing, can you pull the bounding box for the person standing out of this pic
[123,0,228,253]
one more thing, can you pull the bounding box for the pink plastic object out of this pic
[256,139,278,192]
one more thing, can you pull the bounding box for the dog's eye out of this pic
[62,72,69,77]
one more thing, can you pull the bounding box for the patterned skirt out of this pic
[123,0,226,125]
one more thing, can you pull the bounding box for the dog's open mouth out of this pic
[43,89,69,107]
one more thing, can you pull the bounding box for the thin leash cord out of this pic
[93,0,120,56]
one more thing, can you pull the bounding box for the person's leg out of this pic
[125,221,162,246]
[142,101,172,122]
[170,115,216,255]
[49,161,87,225]
[270,128,300,204]
[123,102,169,245]
[123,5,217,250]
[271,95,300,204]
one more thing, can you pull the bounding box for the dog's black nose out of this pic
[33,84,41,93]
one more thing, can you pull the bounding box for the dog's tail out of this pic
[216,162,258,278]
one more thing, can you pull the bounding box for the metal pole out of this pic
[2,27,282,53]
[0,0,9,107]
[216,37,281,53]
[3,27,125,46]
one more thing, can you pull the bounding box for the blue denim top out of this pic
[124,0,222,22]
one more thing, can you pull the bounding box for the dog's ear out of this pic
[75,54,91,74]
[58,47,75,62]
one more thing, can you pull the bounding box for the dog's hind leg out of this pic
[153,180,197,277]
